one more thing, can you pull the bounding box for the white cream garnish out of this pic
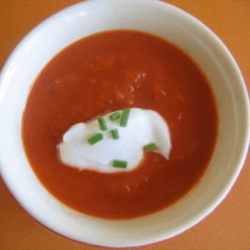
[58,108,171,173]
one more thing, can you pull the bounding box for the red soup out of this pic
[22,30,218,219]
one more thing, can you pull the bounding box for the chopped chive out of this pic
[98,117,108,131]
[120,108,130,127]
[109,112,121,121]
[111,129,119,140]
[113,160,127,169]
[87,133,103,145]
[144,143,157,152]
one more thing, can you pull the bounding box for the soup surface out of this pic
[22,30,218,219]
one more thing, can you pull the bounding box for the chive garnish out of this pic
[98,117,108,131]
[120,108,130,127]
[113,160,127,168]
[87,133,103,145]
[109,112,121,121]
[111,129,119,140]
[144,143,157,152]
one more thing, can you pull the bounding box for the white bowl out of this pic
[0,0,249,248]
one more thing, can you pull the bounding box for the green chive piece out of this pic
[120,108,130,127]
[113,160,127,169]
[87,133,103,145]
[109,112,121,121]
[144,143,157,152]
[98,117,108,131]
[111,129,119,140]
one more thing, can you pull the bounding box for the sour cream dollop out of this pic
[58,108,171,173]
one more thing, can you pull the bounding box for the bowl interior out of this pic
[0,0,249,247]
